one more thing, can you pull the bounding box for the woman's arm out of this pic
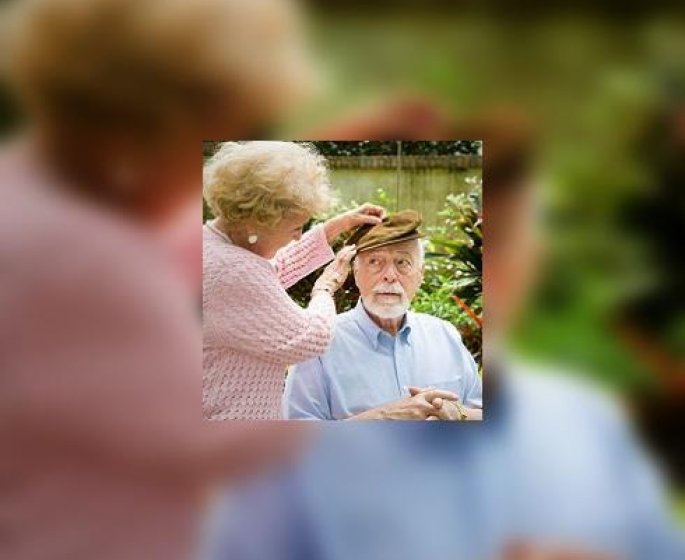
[6,241,305,480]
[270,205,384,289]
[206,253,337,365]
[206,245,356,366]
[269,224,334,289]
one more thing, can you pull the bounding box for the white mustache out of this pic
[372,284,404,296]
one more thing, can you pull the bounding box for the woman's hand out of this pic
[323,204,385,243]
[312,245,357,296]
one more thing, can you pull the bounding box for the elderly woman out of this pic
[1,1,329,558]
[203,141,383,420]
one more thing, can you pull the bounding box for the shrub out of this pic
[415,186,482,364]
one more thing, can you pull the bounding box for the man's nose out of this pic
[381,262,399,282]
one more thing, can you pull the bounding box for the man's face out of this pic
[484,185,541,340]
[353,240,424,319]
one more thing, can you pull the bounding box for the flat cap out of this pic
[346,209,423,253]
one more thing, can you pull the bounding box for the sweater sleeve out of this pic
[269,224,334,289]
[3,236,305,479]
[205,250,336,366]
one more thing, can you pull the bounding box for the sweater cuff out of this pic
[309,224,335,267]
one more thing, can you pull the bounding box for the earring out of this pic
[248,234,258,244]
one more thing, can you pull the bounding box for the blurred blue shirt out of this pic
[283,300,482,420]
[205,364,684,560]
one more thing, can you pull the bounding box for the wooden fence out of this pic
[327,155,481,226]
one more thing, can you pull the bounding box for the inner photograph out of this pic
[202,140,482,421]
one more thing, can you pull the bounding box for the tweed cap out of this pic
[346,209,423,253]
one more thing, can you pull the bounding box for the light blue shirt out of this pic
[204,366,685,560]
[283,300,482,420]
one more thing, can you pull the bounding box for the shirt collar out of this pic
[353,298,413,349]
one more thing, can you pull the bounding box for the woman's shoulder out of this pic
[203,229,276,286]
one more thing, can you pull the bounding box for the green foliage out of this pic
[425,187,482,305]
[413,185,483,363]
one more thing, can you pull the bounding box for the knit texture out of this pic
[203,224,336,420]
[1,144,243,560]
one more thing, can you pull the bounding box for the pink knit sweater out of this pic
[202,222,336,420]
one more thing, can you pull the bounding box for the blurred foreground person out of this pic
[203,141,384,420]
[0,0,318,558]
[204,117,684,560]
[284,210,482,421]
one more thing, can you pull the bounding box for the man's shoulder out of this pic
[324,308,360,345]
[335,307,360,327]
[508,360,626,428]
[408,311,461,337]
[409,310,451,326]
[290,309,362,375]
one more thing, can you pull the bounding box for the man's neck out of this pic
[362,302,405,336]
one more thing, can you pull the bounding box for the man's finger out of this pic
[421,389,459,403]
[336,246,357,264]
[337,245,356,257]
[407,386,426,397]
[429,402,461,421]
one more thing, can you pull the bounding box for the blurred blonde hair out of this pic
[203,141,333,228]
[1,0,314,137]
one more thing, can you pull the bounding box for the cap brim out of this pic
[356,232,423,253]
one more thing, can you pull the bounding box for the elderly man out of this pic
[206,122,685,559]
[283,210,482,421]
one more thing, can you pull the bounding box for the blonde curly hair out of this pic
[1,0,313,137]
[203,141,333,228]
